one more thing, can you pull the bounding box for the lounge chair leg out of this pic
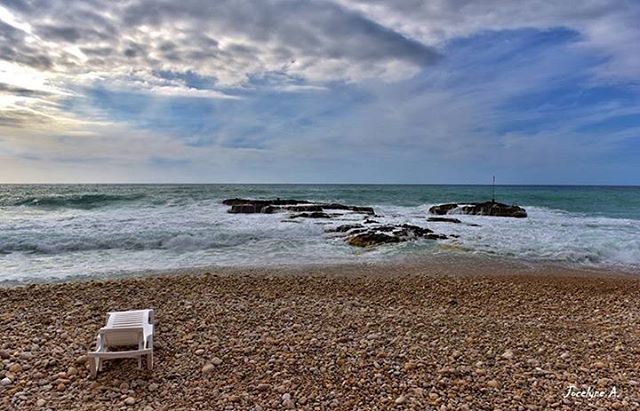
[89,357,97,379]
[147,352,153,370]
[138,340,143,369]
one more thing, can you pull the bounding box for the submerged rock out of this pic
[427,217,462,224]
[429,201,527,218]
[347,232,400,247]
[290,212,332,219]
[327,224,365,233]
[229,204,265,214]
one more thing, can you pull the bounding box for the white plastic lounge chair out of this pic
[87,309,154,378]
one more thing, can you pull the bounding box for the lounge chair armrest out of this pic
[99,326,144,333]
[87,349,153,359]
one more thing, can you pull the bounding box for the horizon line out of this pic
[1,182,639,187]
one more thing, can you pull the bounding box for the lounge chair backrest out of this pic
[108,310,146,326]
[100,327,144,347]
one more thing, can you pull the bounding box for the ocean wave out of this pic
[1,188,639,281]
[427,205,640,268]
[4,193,146,209]
[0,230,262,254]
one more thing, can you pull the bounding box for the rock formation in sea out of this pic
[429,201,527,218]
[223,198,450,248]
[427,217,462,224]
[329,223,448,247]
[223,198,374,216]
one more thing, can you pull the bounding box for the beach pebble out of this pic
[195,349,205,355]
[75,355,87,365]
[1,377,11,386]
[202,363,215,373]
[487,380,500,388]
[148,383,159,392]
[395,395,406,404]
[36,399,46,407]
[211,357,222,365]
[501,349,514,359]
[19,352,32,360]
[124,397,136,405]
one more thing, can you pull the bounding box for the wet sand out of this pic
[1,260,639,410]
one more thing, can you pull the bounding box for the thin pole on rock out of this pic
[492,176,495,203]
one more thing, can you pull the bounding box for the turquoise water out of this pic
[0,184,638,282]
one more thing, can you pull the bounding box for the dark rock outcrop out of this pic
[228,204,262,214]
[321,203,375,215]
[283,205,324,212]
[224,198,452,248]
[342,224,448,247]
[427,217,462,224]
[429,203,459,215]
[328,224,365,233]
[224,198,374,215]
[290,212,332,219]
[429,201,527,218]
[347,232,400,247]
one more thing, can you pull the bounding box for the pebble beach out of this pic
[1,261,639,410]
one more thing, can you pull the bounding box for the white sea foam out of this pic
[0,198,638,282]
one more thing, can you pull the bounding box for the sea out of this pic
[0,184,638,283]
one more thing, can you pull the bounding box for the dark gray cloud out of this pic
[0,20,53,69]
[0,82,50,96]
[3,0,635,89]
[121,0,440,66]
[0,0,441,86]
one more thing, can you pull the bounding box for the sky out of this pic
[0,0,639,184]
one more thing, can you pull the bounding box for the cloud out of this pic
[0,82,51,97]
[0,1,638,183]
[337,0,640,82]
[0,0,441,88]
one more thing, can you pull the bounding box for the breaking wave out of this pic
[4,193,145,209]
[0,184,638,281]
